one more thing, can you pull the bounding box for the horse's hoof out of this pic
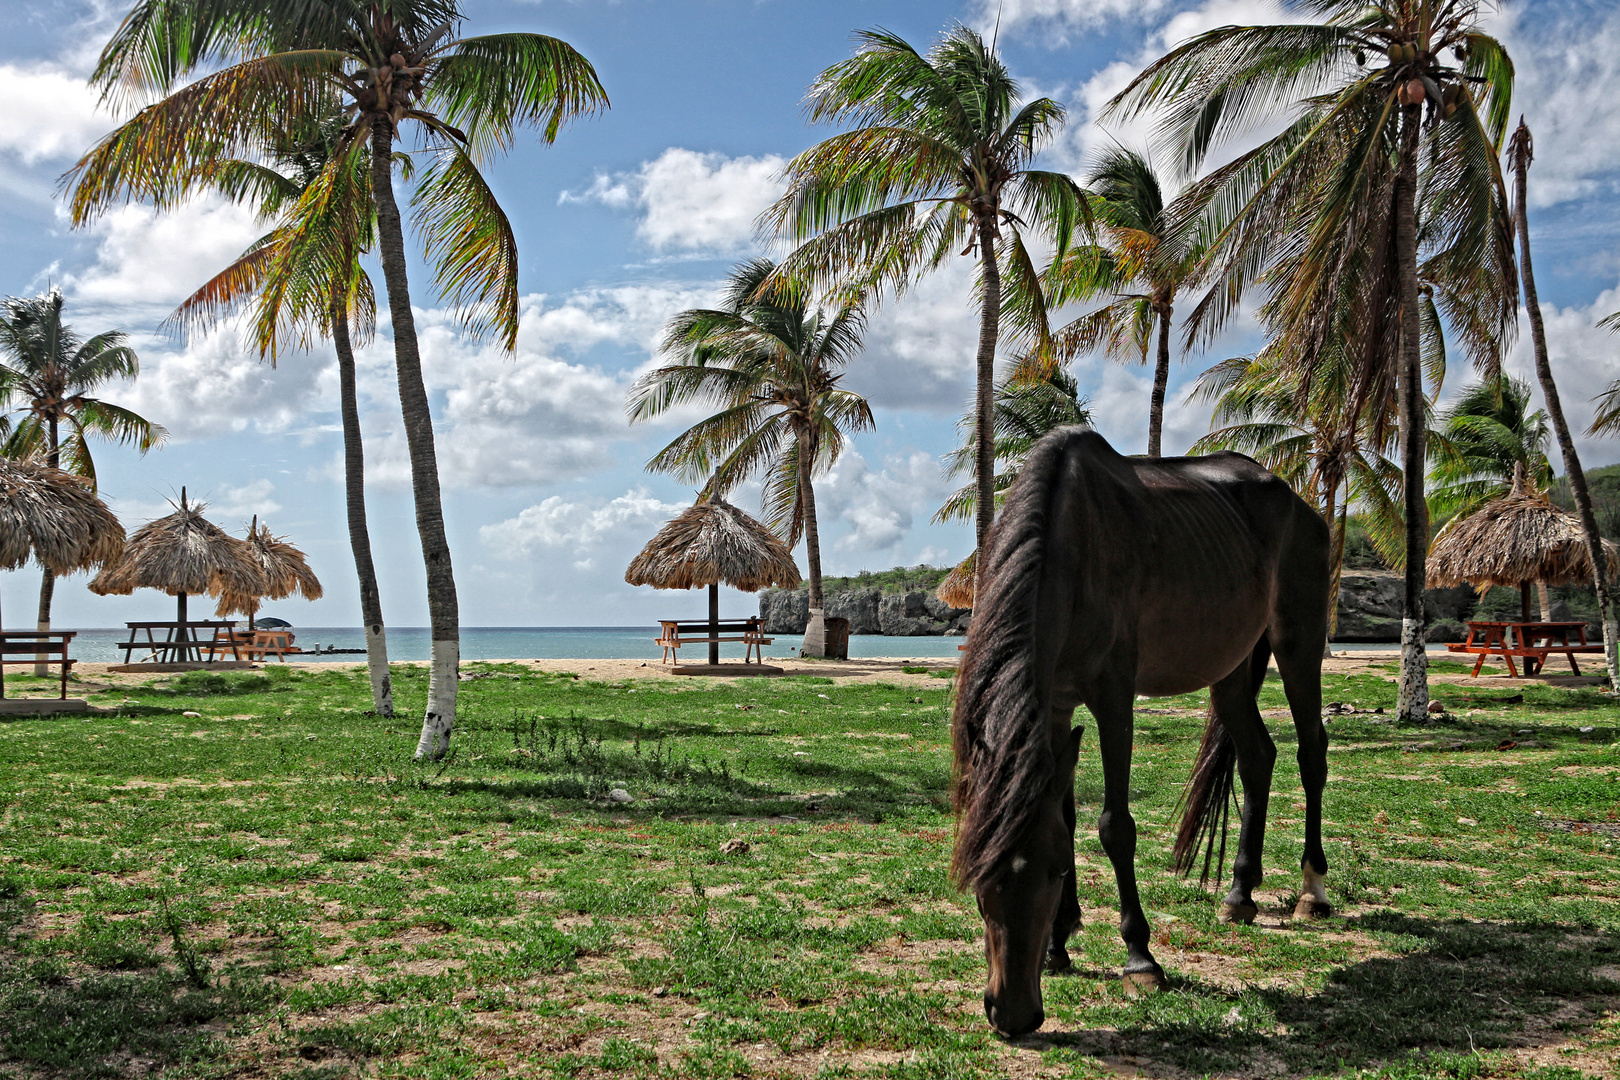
[1044,947,1072,974]
[1218,900,1259,925]
[1121,966,1167,996]
[1293,897,1334,920]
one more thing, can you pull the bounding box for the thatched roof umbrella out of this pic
[90,489,266,658]
[625,496,800,664]
[936,551,976,610]
[1428,487,1620,621]
[212,516,323,631]
[0,458,124,632]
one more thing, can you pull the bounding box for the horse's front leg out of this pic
[1274,638,1332,918]
[1046,714,1082,973]
[1209,662,1276,924]
[1088,671,1165,993]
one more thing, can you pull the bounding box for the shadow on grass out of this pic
[1025,912,1620,1078]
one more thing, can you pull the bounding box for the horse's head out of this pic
[974,725,1081,1037]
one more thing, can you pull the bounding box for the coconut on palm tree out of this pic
[68,0,609,757]
[1109,0,1518,723]
[1507,121,1618,686]
[628,258,873,652]
[164,112,395,717]
[0,290,164,671]
[1037,147,1201,457]
[763,24,1090,566]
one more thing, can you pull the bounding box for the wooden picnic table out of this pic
[0,631,77,699]
[117,620,241,664]
[1447,619,1603,677]
[655,618,772,665]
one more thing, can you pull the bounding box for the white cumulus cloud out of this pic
[0,63,115,166]
[561,147,785,254]
[480,488,686,569]
[814,449,956,554]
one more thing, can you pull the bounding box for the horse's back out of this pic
[1032,432,1325,697]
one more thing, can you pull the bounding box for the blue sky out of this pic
[0,0,1616,629]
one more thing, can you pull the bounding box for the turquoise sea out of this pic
[53,626,971,664]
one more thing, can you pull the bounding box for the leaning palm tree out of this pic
[627,257,874,628]
[165,112,395,717]
[1109,0,1518,723]
[763,23,1089,563]
[0,290,164,672]
[1508,121,1618,686]
[934,367,1092,526]
[67,0,609,758]
[1038,147,1202,456]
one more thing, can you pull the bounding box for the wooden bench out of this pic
[1447,620,1603,677]
[0,632,77,699]
[655,618,772,664]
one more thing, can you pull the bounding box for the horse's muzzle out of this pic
[984,992,1044,1037]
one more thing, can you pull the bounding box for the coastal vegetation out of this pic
[0,663,1614,1077]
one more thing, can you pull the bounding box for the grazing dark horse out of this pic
[951,428,1332,1037]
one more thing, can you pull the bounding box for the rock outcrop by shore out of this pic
[761,570,1485,642]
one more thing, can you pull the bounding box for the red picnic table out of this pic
[1447,619,1603,677]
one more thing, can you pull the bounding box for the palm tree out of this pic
[1038,147,1202,456]
[67,0,609,757]
[1190,350,1402,643]
[165,113,395,717]
[763,24,1089,565]
[1429,375,1552,520]
[934,367,1092,525]
[0,290,164,671]
[1109,0,1518,723]
[1508,122,1618,686]
[627,258,874,632]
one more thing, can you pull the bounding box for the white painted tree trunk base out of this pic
[365,624,393,717]
[33,619,49,678]
[1603,620,1619,693]
[1397,617,1429,722]
[415,639,459,760]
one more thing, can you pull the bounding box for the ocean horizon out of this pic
[39,625,973,663]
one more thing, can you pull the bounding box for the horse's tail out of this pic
[949,427,1084,891]
[1172,636,1271,883]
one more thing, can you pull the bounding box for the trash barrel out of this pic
[823,616,850,660]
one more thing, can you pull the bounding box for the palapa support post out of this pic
[708,582,720,665]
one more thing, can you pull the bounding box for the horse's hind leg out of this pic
[1208,658,1277,925]
[1274,637,1331,918]
[1088,666,1165,993]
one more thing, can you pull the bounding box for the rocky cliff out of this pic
[761,570,1480,641]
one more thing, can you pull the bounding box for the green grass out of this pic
[0,659,1616,1078]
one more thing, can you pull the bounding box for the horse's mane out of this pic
[949,427,1086,890]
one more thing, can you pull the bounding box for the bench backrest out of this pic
[662,619,762,635]
[0,634,74,659]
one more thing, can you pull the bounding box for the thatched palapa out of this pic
[214,517,323,627]
[625,497,799,593]
[1427,488,1620,591]
[90,490,266,639]
[936,551,976,610]
[0,458,124,629]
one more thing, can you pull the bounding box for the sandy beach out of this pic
[58,647,1608,693]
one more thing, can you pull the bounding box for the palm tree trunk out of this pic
[800,436,825,612]
[973,214,1002,580]
[1511,122,1620,688]
[34,417,59,676]
[1148,303,1172,457]
[1394,104,1430,723]
[1322,479,1343,659]
[332,294,393,717]
[370,118,459,758]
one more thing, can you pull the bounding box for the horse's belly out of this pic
[1133,608,1266,697]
